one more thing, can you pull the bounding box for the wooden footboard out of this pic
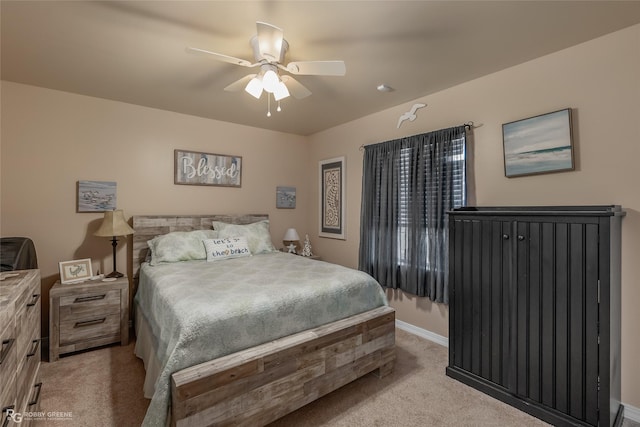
[170,305,396,426]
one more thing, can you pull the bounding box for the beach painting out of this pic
[502,109,574,177]
[77,180,117,212]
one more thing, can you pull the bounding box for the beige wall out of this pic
[309,24,640,407]
[0,82,310,337]
[2,23,639,409]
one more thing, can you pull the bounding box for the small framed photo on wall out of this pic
[276,186,296,209]
[77,181,117,212]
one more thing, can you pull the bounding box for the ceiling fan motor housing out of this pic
[250,35,289,64]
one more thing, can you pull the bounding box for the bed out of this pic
[132,214,396,427]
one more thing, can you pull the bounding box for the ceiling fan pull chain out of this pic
[267,94,272,117]
[277,100,282,112]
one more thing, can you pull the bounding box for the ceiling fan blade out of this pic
[256,21,284,62]
[286,60,346,76]
[281,75,312,99]
[223,74,257,92]
[185,47,256,67]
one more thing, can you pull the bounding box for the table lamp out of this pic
[283,228,300,254]
[94,209,134,278]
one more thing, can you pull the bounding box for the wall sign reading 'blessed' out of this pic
[174,149,242,187]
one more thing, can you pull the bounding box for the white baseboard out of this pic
[624,403,640,423]
[395,319,448,348]
[395,319,640,423]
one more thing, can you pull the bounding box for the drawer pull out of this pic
[74,294,106,303]
[74,318,106,328]
[27,339,41,358]
[28,382,43,406]
[0,338,15,365]
[27,293,41,307]
[2,405,15,427]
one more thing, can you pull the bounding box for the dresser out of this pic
[447,206,624,426]
[1,269,43,427]
[49,276,129,362]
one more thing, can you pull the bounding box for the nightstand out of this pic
[49,276,129,361]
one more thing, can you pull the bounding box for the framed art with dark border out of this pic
[502,108,574,178]
[59,258,93,284]
[174,149,242,187]
[319,156,345,239]
[77,180,116,212]
[276,186,296,209]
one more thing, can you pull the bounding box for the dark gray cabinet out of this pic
[446,206,624,427]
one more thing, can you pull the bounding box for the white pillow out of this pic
[212,220,277,254]
[148,229,218,265]
[203,237,252,262]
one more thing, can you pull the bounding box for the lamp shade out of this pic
[283,228,300,242]
[262,69,279,93]
[245,77,263,99]
[273,81,290,101]
[94,210,134,237]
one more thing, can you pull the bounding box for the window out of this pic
[359,126,467,303]
[396,138,466,267]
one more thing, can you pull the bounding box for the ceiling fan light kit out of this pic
[186,21,346,117]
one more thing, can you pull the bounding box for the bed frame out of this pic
[132,214,396,426]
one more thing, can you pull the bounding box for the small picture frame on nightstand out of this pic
[59,258,93,284]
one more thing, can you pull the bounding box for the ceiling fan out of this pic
[186,21,346,113]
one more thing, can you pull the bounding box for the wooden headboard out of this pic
[131,214,268,279]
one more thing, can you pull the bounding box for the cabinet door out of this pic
[511,218,600,425]
[450,218,512,389]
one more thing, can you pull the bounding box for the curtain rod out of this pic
[359,121,474,151]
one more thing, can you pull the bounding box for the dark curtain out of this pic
[359,126,467,303]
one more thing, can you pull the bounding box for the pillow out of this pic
[148,229,218,265]
[212,220,277,254]
[203,237,252,262]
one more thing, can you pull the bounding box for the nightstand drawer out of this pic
[59,313,121,346]
[50,276,129,361]
[59,289,121,319]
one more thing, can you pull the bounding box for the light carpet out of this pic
[34,328,634,426]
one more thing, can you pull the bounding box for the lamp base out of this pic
[105,271,124,279]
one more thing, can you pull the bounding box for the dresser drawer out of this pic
[0,269,40,424]
[59,289,121,319]
[1,374,16,427]
[59,313,121,346]
[21,381,43,427]
[16,293,40,362]
[16,339,40,414]
[0,347,17,424]
[0,332,17,405]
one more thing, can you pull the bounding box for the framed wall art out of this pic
[319,156,346,240]
[276,186,296,209]
[502,108,574,178]
[59,258,93,284]
[77,180,117,212]
[174,149,242,187]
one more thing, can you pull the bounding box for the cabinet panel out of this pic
[511,220,600,423]
[450,218,511,390]
[447,206,624,427]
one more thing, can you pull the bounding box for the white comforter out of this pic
[134,252,387,427]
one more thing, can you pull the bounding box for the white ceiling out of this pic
[2,1,640,136]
